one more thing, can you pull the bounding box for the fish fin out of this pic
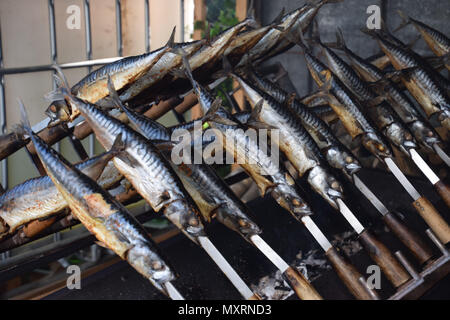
[333,27,347,51]
[18,99,33,137]
[270,7,285,30]
[152,140,176,155]
[204,23,212,47]
[106,74,123,109]
[166,26,176,49]
[95,241,110,249]
[109,133,126,157]
[385,67,418,81]
[364,95,387,108]
[203,98,237,126]
[211,55,234,80]
[44,67,72,103]
[393,10,411,33]
[246,99,276,130]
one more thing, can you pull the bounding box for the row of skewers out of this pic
[0,0,449,300]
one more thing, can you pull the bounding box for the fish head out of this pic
[409,121,441,150]
[384,123,417,154]
[45,100,71,126]
[325,146,362,176]
[307,166,343,209]
[270,184,312,221]
[362,132,392,159]
[214,204,262,239]
[164,199,206,242]
[126,244,175,294]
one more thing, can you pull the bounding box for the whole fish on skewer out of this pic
[180,53,377,300]
[46,28,177,125]
[332,29,443,152]
[396,11,450,70]
[18,101,183,300]
[232,68,411,288]
[315,33,418,156]
[300,43,392,160]
[364,30,450,131]
[231,70,344,209]
[50,70,259,300]
[117,103,322,300]
[241,65,362,178]
[0,139,124,240]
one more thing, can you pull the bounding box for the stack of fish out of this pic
[1,0,449,300]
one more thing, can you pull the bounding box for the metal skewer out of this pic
[299,216,379,300]
[163,281,185,300]
[353,174,433,265]
[433,143,450,167]
[197,236,258,300]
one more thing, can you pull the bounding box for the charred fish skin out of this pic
[59,88,206,243]
[243,67,362,176]
[20,109,175,295]
[339,39,442,150]
[0,145,122,239]
[303,51,392,160]
[319,41,418,154]
[235,74,344,209]
[369,32,450,130]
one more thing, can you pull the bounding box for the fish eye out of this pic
[238,219,248,227]
[188,217,199,226]
[49,105,57,113]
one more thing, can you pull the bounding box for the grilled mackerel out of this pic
[0,140,123,239]
[367,31,450,131]
[302,48,392,160]
[242,66,361,177]
[53,76,205,244]
[233,73,343,209]
[19,102,176,297]
[317,38,418,155]
[334,30,442,150]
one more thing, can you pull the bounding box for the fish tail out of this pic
[109,133,125,157]
[17,99,33,137]
[393,10,411,32]
[334,27,347,51]
[44,66,72,103]
[106,74,124,109]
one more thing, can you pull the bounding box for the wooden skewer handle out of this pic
[359,230,410,288]
[434,180,450,209]
[282,267,322,300]
[248,293,262,300]
[325,247,377,300]
[382,212,433,265]
[412,196,450,245]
